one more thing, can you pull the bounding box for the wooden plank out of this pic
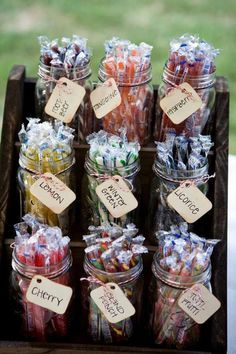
[0,65,25,258]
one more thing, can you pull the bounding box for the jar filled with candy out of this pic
[10,215,73,341]
[147,133,213,243]
[149,223,219,349]
[154,34,219,141]
[36,35,94,142]
[98,37,154,145]
[81,223,147,343]
[81,130,141,230]
[17,119,75,234]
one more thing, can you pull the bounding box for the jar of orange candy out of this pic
[154,34,219,141]
[98,37,154,146]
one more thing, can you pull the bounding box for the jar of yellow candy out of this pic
[17,119,75,234]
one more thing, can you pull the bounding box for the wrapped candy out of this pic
[155,34,219,140]
[11,215,72,341]
[149,223,219,348]
[18,118,75,234]
[36,35,94,142]
[98,37,154,145]
[81,130,141,229]
[81,223,147,343]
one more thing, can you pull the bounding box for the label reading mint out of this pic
[26,275,73,315]
[45,77,85,123]
[90,282,135,324]
[178,284,221,324]
[96,175,138,218]
[30,172,76,214]
[160,82,202,124]
[90,78,121,118]
[167,184,212,223]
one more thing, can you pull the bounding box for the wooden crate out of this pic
[0,65,229,353]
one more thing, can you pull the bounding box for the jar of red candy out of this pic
[35,35,94,142]
[81,223,147,343]
[98,37,154,146]
[10,215,73,341]
[149,223,219,349]
[154,34,219,141]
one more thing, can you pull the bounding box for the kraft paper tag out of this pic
[167,184,212,223]
[26,275,73,315]
[160,82,202,124]
[45,77,86,123]
[90,282,135,324]
[178,284,221,324]
[95,175,138,218]
[90,78,121,118]
[30,172,76,214]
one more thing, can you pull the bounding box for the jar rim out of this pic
[19,150,75,174]
[85,152,140,177]
[12,248,72,279]
[84,255,143,285]
[38,60,92,80]
[162,63,215,89]
[152,252,211,289]
[153,159,209,181]
[98,57,152,86]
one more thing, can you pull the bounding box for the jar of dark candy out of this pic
[147,159,209,244]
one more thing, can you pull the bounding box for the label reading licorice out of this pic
[160,82,202,124]
[90,282,135,324]
[178,284,221,324]
[95,175,138,218]
[30,172,76,214]
[45,77,86,123]
[167,184,212,223]
[26,275,73,315]
[90,78,121,118]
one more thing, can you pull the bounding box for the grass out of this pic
[0,0,235,152]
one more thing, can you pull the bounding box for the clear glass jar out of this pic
[10,248,73,341]
[147,160,209,244]
[35,61,94,142]
[98,60,153,146]
[81,255,143,343]
[149,253,212,349]
[154,64,216,141]
[17,151,75,234]
[81,153,141,230]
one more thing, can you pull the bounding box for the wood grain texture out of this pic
[0,66,229,354]
[0,65,25,259]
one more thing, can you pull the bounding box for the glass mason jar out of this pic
[98,60,154,146]
[17,151,75,235]
[147,159,209,244]
[154,64,216,141]
[10,248,73,341]
[81,255,143,343]
[149,253,212,349]
[35,61,94,142]
[81,153,141,231]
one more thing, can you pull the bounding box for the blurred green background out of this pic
[0,0,235,152]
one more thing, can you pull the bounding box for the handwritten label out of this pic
[90,78,121,118]
[167,184,212,223]
[45,77,85,123]
[30,173,76,214]
[96,175,138,218]
[90,282,135,323]
[26,275,73,315]
[178,284,221,324]
[160,82,202,124]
